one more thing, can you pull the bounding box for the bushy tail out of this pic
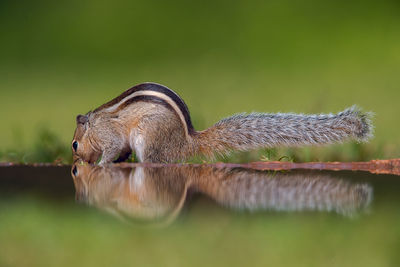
[195,106,373,158]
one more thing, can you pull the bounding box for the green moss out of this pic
[1,127,72,164]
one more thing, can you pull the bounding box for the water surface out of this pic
[0,164,399,267]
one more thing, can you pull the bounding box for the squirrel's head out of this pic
[72,114,102,163]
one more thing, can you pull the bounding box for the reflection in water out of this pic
[71,163,373,224]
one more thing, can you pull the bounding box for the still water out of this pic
[0,164,399,266]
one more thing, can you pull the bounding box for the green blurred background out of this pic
[1,0,399,163]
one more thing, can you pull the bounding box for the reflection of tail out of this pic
[195,169,373,216]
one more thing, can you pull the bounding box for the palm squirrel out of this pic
[72,82,373,164]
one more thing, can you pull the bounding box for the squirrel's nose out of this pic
[72,155,80,163]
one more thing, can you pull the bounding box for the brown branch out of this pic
[1,159,399,176]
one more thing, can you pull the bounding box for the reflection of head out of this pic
[71,163,373,225]
[71,163,188,224]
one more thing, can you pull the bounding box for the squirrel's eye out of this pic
[72,141,78,152]
[72,166,78,176]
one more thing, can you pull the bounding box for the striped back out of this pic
[93,83,195,135]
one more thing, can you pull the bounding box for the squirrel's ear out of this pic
[76,115,88,125]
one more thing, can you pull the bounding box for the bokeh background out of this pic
[1,0,399,162]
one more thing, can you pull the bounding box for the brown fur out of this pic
[72,83,373,164]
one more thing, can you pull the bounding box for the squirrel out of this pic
[72,82,373,164]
